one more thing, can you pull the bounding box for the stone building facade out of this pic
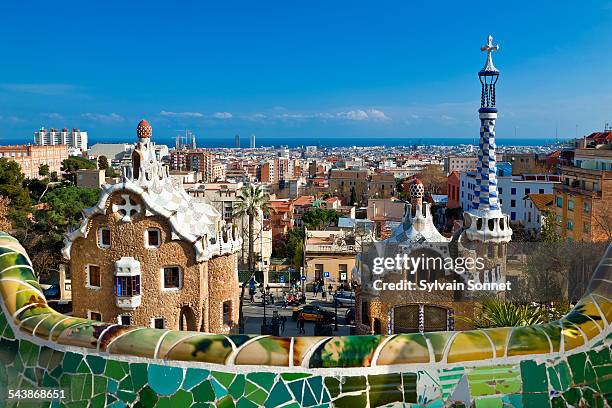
[63,120,241,333]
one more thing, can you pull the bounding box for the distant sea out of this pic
[2,135,571,148]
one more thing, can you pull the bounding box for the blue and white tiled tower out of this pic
[463,35,512,243]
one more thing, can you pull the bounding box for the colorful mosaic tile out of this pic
[0,232,610,407]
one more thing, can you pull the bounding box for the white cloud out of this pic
[0,83,78,96]
[81,112,124,122]
[42,113,64,121]
[246,113,267,120]
[213,112,233,119]
[0,115,23,123]
[160,110,204,118]
[338,110,369,121]
[366,109,391,121]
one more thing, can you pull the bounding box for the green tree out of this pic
[417,164,447,194]
[0,196,11,232]
[61,156,96,183]
[28,186,101,275]
[0,158,31,218]
[98,155,109,170]
[302,208,339,230]
[233,185,272,332]
[38,163,50,178]
[349,186,357,205]
[540,209,562,243]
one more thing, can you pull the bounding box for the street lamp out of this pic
[334,292,338,331]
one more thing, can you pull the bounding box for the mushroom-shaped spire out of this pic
[136,119,152,139]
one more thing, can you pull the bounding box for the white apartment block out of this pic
[460,171,561,223]
[35,127,88,154]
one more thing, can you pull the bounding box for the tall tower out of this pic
[250,134,256,149]
[234,134,241,149]
[463,35,512,243]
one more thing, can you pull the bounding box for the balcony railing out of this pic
[305,244,357,253]
[116,295,141,310]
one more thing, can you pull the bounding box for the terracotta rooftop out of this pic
[292,195,315,206]
[526,193,554,212]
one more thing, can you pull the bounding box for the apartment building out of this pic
[460,170,560,223]
[170,148,213,182]
[0,144,68,179]
[554,133,612,242]
[328,168,369,205]
[35,127,88,153]
[369,172,396,199]
[303,230,357,289]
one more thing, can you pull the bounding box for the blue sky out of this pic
[0,1,611,143]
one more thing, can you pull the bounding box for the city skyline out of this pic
[1,1,612,142]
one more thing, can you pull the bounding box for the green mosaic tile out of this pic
[129,363,148,391]
[228,374,245,397]
[192,379,215,402]
[154,396,173,408]
[0,339,18,364]
[117,389,137,403]
[522,392,551,407]
[288,379,304,401]
[105,360,128,381]
[302,381,317,406]
[547,366,562,391]
[342,375,366,393]
[264,379,292,407]
[236,397,259,408]
[474,396,503,407]
[62,352,82,374]
[217,395,236,408]
[584,362,597,389]
[281,373,312,381]
[403,372,418,403]
[93,375,107,395]
[213,371,236,388]
[138,385,159,407]
[567,352,587,384]
[119,375,135,392]
[520,360,547,393]
[90,393,107,408]
[589,348,610,366]
[324,377,340,398]
[247,372,276,390]
[169,389,193,406]
[42,372,59,387]
[333,392,367,408]
[306,376,322,399]
[368,373,403,407]
[211,377,229,399]
[19,340,39,366]
[582,385,595,406]
[182,368,209,390]
[86,355,106,375]
[246,387,268,405]
[556,361,571,391]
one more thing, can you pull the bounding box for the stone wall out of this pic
[70,192,206,330]
[207,252,239,333]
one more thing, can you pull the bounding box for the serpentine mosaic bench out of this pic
[0,231,610,407]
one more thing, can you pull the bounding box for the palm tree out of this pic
[233,185,272,332]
